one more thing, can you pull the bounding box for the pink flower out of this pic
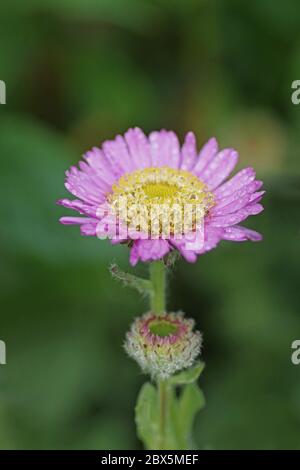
[58,128,264,265]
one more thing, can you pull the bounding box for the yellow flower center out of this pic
[108,167,214,237]
[143,182,179,199]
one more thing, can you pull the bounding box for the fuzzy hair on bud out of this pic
[125,312,202,379]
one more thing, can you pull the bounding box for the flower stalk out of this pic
[149,260,166,314]
[158,379,168,450]
[149,260,168,448]
[123,259,204,450]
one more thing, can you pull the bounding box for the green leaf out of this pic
[169,362,205,386]
[135,381,205,450]
[176,383,205,449]
[135,383,159,449]
[161,384,181,450]
[110,263,153,296]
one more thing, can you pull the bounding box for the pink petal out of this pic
[64,166,108,205]
[84,147,117,183]
[149,130,180,168]
[211,194,253,216]
[210,183,265,216]
[170,237,198,262]
[81,223,98,236]
[59,216,96,225]
[102,135,135,173]
[198,226,224,253]
[180,132,197,171]
[222,226,263,242]
[235,226,263,241]
[129,239,170,266]
[249,190,266,204]
[124,127,152,169]
[215,180,263,210]
[57,198,98,217]
[149,131,163,166]
[192,137,218,176]
[170,225,224,259]
[214,167,256,199]
[200,149,239,190]
[210,203,264,227]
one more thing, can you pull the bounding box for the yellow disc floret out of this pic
[108,167,214,237]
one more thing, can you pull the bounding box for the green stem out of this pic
[149,260,169,449]
[158,379,168,450]
[149,261,166,314]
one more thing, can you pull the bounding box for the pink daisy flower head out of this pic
[58,128,264,265]
[125,312,202,379]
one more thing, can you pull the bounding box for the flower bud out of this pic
[125,312,202,379]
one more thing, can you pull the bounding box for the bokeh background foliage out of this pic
[0,0,300,449]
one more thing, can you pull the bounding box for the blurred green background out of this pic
[0,0,300,450]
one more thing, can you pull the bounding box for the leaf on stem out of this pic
[109,263,153,296]
[169,362,205,386]
[135,382,159,449]
[176,383,205,449]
